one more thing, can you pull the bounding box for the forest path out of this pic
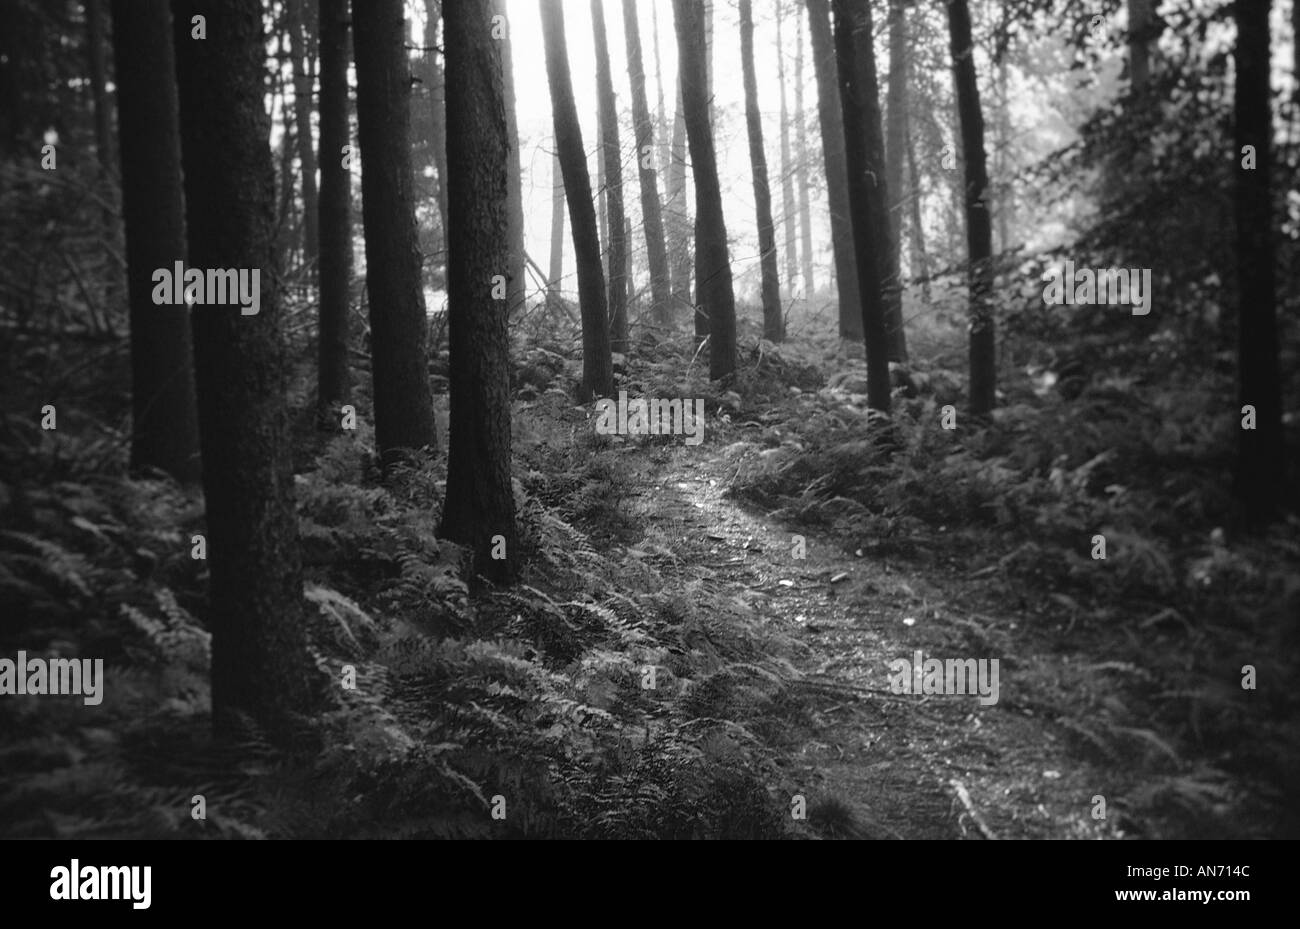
[625,435,1107,840]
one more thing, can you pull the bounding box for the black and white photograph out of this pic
[0,0,1294,908]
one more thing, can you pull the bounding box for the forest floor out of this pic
[562,323,1298,839]
[637,429,1117,839]
[1,314,1296,839]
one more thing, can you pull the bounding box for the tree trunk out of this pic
[593,0,629,353]
[652,4,669,175]
[1293,0,1299,105]
[273,66,298,274]
[947,0,995,416]
[833,0,891,413]
[540,0,614,402]
[806,0,862,341]
[317,0,351,421]
[1234,0,1284,526]
[495,0,526,317]
[352,0,439,463]
[674,0,736,380]
[704,0,715,127]
[421,0,450,243]
[439,0,517,583]
[548,148,565,304]
[1128,0,1153,92]
[776,4,798,298]
[173,0,318,735]
[884,0,909,362]
[86,0,114,193]
[622,0,672,328]
[795,6,815,296]
[597,116,609,265]
[111,0,201,483]
[287,0,319,286]
[666,78,692,321]
[995,43,1012,254]
[904,109,931,303]
[740,0,784,343]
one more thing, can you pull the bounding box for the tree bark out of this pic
[947,0,995,416]
[833,0,891,413]
[740,0,784,343]
[540,0,614,401]
[593,0,628,353]
[1128,0,1153,92]
[86,0,114,188]
[439,0,517,583]
[421,0,450,243]
[1234,0,1284,526]
[674,0,736,380]
[495,0,526,317]
[622,0,672,327]
[884,0,909,362]
[806,0,862,341]
[317,0,351,421]
[651,4,669,175]
[548,148,565,304]
[287,0,319,286]
[666,78,692,321]
[173,0,319,735]
[352,0,439,463]
[111,0,200,483]
[795,6,815,295]
[776,4,798,298]
[904,109,931,303]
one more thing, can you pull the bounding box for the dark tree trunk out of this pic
[86,0,114,188]
[439,0,517,583]
[806,0,862,341]
[1293,0,1299,104]
[777,3,798,298]
[597,117,609,263]
[1128,0,1152,92]
[495,0,526,317]
[666,79,692,321]
[795,7,815,296]
[317,0,351,421]
[674,0,736,380]
[1233,0,1285,526]
[839,0,900,370]
[883,0,909,362]
[593,0,628,353]
[995,47,1012,253]
[540,0,614,401]
[421,0,450,243]
[652,4,669,175]
[548,149,565,304]
[740,0,784,343]
[111,0,200,483]
[622,0,672,327]
[947,0,995,416]
[173,0,318,735]
[904,110,931,303]
[287,0,319,286]
[833,0,891,413]
[352,0,438,463]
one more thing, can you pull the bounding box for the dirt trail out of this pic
[631,439,1112,840]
